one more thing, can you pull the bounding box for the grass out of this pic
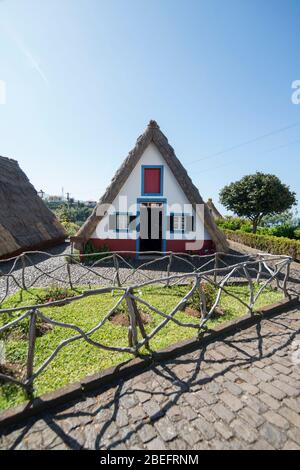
[0,282,283,411]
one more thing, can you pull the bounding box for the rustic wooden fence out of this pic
[0,250,292,394]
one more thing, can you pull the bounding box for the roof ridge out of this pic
[0,155,18,164]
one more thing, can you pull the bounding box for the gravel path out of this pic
[0,242,298,302]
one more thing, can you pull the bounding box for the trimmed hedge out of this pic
[223,229,300,261]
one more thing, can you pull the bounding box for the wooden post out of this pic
[256,255,262,284]
[125,289,138,354]
[166,253,173,288]
[198,279,207,320]
[67,262,73,290]
[26,309,37,395]
[112,254,121,296]
[213,253,219,284]
[21,254,26,290]
[283,259,291,298]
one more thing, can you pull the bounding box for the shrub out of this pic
[83,240,110,262]
[60,220,80,237]
[216,217,244,231]
[188,281,217,312]
[39,286,76,303]
[294,227,300,240]
[223,229,300,261]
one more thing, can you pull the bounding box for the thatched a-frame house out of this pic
[73,121,229,256]
[207,198,223,220]
[0,156,66,259]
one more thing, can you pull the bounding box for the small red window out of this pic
[143,168,161,194]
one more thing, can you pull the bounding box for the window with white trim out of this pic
[169,213,194,233]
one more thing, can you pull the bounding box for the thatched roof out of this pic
[207,198,223,220]
[74,121,229,252]
[0,156,66,258]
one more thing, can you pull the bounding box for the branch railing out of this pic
[0,250,293,395]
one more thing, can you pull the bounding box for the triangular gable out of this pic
[75,121,229,252]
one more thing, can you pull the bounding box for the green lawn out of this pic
[0,282,282,411]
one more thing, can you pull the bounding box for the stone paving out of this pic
[1,305,300,450]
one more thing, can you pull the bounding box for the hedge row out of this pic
[223,229,300,261]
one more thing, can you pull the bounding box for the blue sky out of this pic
[0,0,299,213]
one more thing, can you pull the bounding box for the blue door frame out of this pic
[135,198,167,258]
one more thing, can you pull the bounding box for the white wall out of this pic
[91,142,211,241]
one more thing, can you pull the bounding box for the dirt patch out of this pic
[36,322,53,337]
[6,320,53,341]
[185,306,225,319]
[0,362,24,382]
[109,310,152,327]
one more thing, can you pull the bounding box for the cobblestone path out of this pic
[1,306,300,450]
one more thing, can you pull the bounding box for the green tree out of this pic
[219,172,296,233]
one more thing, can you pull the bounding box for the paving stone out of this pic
[212,403,235,423]
[193,416,216,440]
[223,380,243,396]
[259,392,281,410]
[230,418,257,444]
[198,407,216,423]
[273,362,292,375]
[181,405,197,421]
[283,397,300,414]
[214,421,234,440]
[235,370,259,385]
[115,409,129,427]
[146,437,166,450]
[205,381,221,395]
[282,441,300,450]
[239,407,264,428]
[238,382,259,395]
[142,401,164,421]
[278,373,300,389]
[252,439,274,450]
[195,389,217,405]
[278,406,300,428]
[241,394,268,414]
[272,379,299,397]
[154,416,178,442]
[260,422,287,449]
[138,424,157,443]
[264,410,289,430]
[220,391,244,412]
[251,366,273,382]
[287,427,300,445]
[178,422,202,447]
[166,405,183,422]
[258,382,286,401]
[129,405,147,423]
[135,390,151,403]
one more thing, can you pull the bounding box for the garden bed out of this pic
[0,283,283,411]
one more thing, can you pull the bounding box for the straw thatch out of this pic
[207,198,223,220]
[74,121,229,252]
[0,156,66,258]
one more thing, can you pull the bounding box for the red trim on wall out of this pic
[86,238,215,256]
[166,239,215,255]
[89,238,136,256]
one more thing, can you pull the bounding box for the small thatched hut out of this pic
[73,121,229,256]
[207,198,223,220]
[0,156,66,259]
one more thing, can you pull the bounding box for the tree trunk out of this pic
[252,220,258,233]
